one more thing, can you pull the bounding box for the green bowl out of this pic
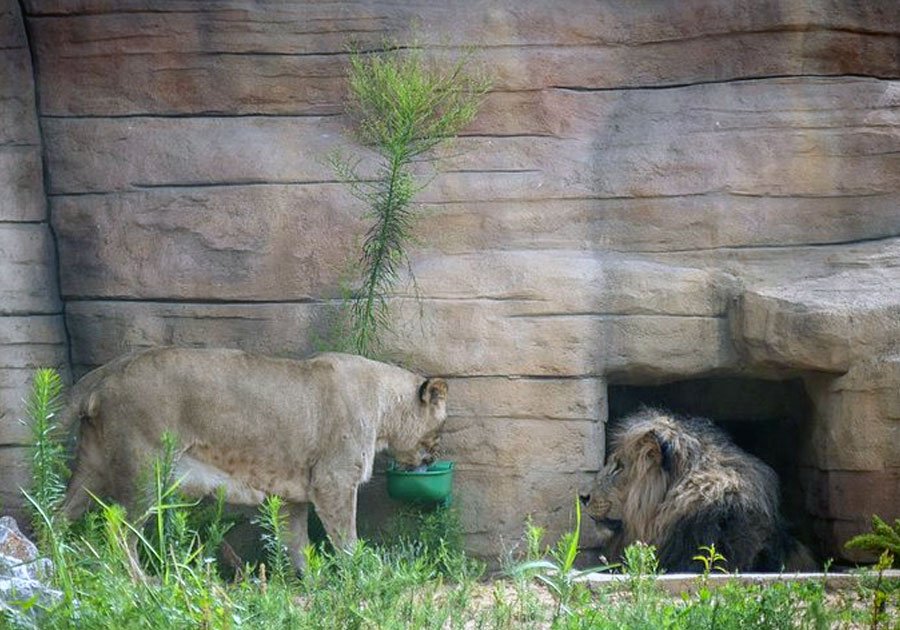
[386,460,454,505]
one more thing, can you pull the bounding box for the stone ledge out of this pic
[65,298,736,379]
[732,270,900,373]
[580,570,900,594]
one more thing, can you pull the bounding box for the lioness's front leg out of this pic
[285,502,310,571]
[310,469,359,551]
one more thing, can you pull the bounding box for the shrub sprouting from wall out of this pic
[329,41,490,357]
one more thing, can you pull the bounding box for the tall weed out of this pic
[23,368,67,543]
[329,41,490,357]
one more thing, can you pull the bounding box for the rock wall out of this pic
[0,0,68,523]
[5,0,899,558]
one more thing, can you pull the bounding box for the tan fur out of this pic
[61,347,448,568]
[584,408,815,572]
[582,458,625,558]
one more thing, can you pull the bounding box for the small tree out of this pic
[845,516,899,630]
[845,515,900,561]
[331,41,490,357]
[25,368,68,540]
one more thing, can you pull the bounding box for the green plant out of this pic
[253,495,294,585]
[24,368,68,541]
[330,41,490,357]
[88,441,203,586]
[689,544,730,630]
[143,432,201,579]
[511,496,613,621]
[621,540,660,602]
[18,368,76,614]
[846,516,900,630]
[524,515,546,562]
[383,503,481,581]
[187,486,236,563]
[846,515,900,560]
[622,540,660,577]
[21,489,76,609]
[693,543,729,576]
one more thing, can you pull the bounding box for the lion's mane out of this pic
[588,408,813,572]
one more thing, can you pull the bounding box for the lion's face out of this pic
[581,457,625,539]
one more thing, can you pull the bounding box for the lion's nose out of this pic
[579,494,590,506]
[422,452,435,466]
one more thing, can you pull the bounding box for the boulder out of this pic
[0,516,61,622]
[0,517,51,581]
[732,270,900,373]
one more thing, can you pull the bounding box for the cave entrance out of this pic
[607,377,815,557]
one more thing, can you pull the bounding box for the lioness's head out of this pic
[390,378,448,468]
[580,457,625,543]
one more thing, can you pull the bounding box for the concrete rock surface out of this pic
[2,0,898,561]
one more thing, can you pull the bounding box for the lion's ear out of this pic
[657,434,674,473]
[640,431,674,473]
[420,378,448,405]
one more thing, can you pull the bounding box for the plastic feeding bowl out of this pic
[386,460,454,506]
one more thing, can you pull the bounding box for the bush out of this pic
[329,41,490,357]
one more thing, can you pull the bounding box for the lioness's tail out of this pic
[60,384,104,520]
[60,358,127,520]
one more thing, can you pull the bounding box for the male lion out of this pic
[61,347,448,568]
[581,408,814,572]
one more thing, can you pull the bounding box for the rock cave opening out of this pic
[607,377,818,561]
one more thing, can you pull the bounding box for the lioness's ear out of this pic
[420,378,448,404]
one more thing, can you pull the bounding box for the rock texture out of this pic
[0,516,51,581]
[0,0,69,525]
[4,0,898,559]
[0,516,61,622]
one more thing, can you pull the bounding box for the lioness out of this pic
[61,347,448,568]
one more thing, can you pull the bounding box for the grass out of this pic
[4,367,896,629]
[8,529,891,630]
[7,499,893,630]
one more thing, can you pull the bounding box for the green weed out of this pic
[511,496,614,621]
[24,368,67,544]
[329,40,490,357]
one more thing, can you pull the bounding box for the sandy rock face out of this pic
[1,0,898,559]
[0,0,69,526]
